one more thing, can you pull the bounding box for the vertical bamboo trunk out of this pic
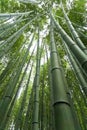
[32,28,41,130]
[40,64,45,130]
[45,44,55,130]
[23,86,34,130]
[50,18,81,130]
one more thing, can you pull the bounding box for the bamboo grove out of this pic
[0,0,87,130]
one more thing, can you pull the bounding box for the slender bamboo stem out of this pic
[0,11,33,18]
[32,28,41,130]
